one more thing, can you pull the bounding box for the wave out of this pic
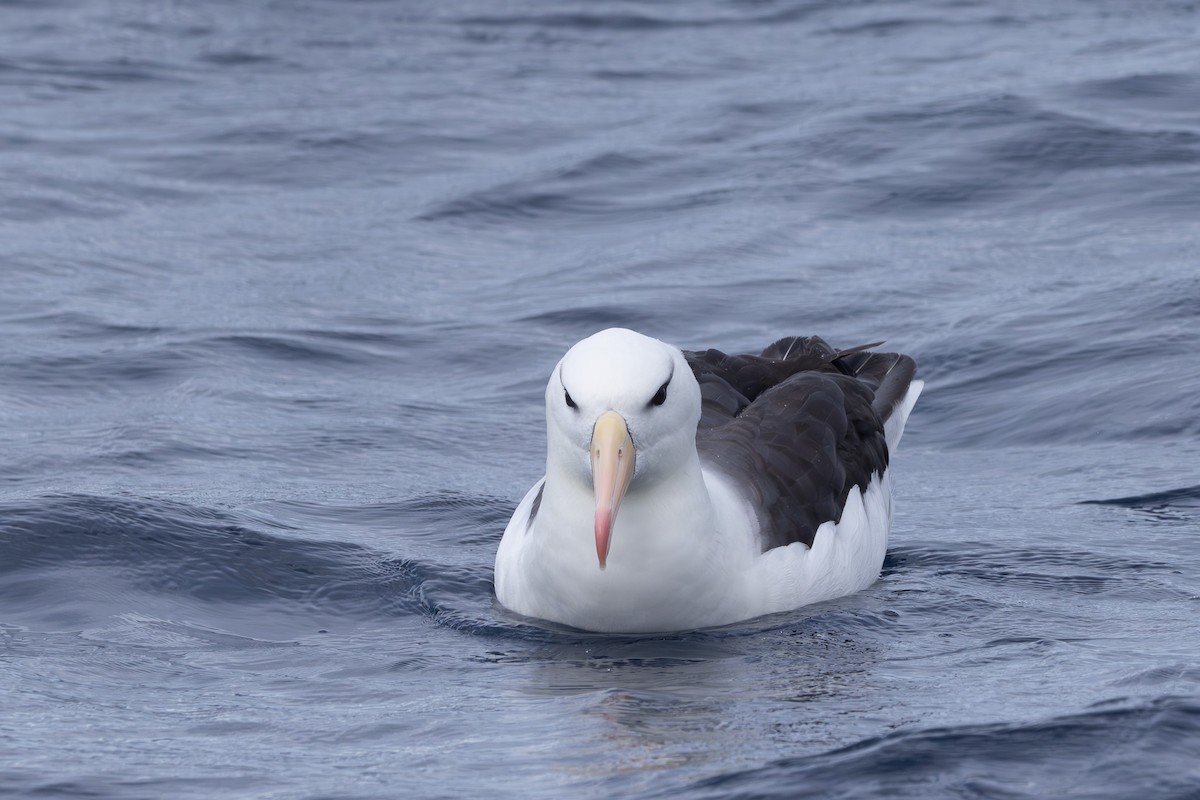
[1082,484,1200,509]
[0,493,499,638]
[455,5,830,33]
[912,272,1200,447]
[1082,484,1200,524]
[665,696,1200,800]
[0,324,426,404]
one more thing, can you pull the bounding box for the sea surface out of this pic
[3,1,1199,798]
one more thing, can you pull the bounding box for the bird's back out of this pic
[684,337,918,550]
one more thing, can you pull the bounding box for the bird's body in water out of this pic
[495,328,922,633]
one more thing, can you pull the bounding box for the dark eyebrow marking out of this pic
[560,368,578,409]
[649,363,674,407]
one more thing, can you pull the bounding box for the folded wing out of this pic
[685,336,917,550]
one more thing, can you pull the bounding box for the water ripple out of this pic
[668,697,1200,800]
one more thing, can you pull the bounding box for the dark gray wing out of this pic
[685,336,917,551]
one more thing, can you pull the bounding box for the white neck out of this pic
[522,449,756,631]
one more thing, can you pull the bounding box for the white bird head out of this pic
[544,328,702,569]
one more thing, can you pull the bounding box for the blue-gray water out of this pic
[3,1,1199,797]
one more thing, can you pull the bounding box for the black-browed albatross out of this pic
[495,328,922,633]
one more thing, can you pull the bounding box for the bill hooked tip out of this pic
[591,410,635,570]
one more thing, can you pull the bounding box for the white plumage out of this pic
[495,328,921,633]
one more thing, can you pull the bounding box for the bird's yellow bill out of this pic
[591,410,635,569]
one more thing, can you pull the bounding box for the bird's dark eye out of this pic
[650,381,669,407]
[565,390,577,409]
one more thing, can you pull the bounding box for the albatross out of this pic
[494,328,922,633]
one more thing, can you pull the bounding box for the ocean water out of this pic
[2,1,1199,797]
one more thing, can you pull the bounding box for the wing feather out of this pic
[684,337,916,550]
